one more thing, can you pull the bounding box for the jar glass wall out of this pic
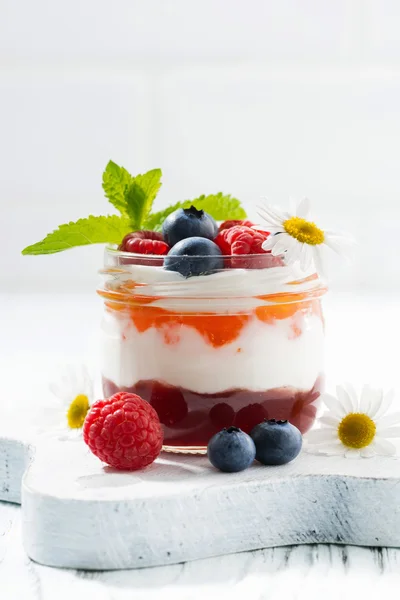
[98,248,326,453]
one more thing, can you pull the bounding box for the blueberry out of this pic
[250,419,302,466]
[207,213,219,238]
[207,426,256,473]
[164,237,224,278]
[162,206,216,247]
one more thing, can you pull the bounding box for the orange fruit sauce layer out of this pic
[99,278,326,349]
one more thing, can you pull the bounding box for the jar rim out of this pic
[105,245,284,261]
[100,246,327,304]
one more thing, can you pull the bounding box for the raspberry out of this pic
[126,230,164,241]
[83,392,164,470]
[215,225,268,255]
[218,219,254,232]
[119,230,169,255]
[214,225,269,255]
[214,225,283,269]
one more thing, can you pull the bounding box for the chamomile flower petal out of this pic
[262,232,280,246]
[324,235,352,255]
[376,426,400,438]
[315,442,344,456]
[320,392,347,418]
[341,382,359,408]
[367,389,386,418]
[360,446,376,458]
[372,437,397,456]
[284,237,305,264]
[262,225,284,234]
[345,449,361,459]
[359,384,379,414]
[306,427,338,444]
[299,243,313,271]
[290,239,307,262]
[319,415,340,428]
[257,205,287,227]
[253,223,271,233]
[324,231,357,244]
[269,235,291,256]
[336,384,356,413]
[372,389,396,420]
[375,412,400,429]
[303,438,343,456]
[261,237,275,251]
[256,211,283,229]
[313,245,325,278]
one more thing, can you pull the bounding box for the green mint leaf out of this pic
[125,168,162,228]
[144,193,247,231]
[21,215,132,255]
[102,160,132,216]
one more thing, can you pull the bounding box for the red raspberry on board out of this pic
[83,392,164,471]
[119,230,170,255]
[218,219,254,232]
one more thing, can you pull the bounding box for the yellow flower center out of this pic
[67,394,90,429]
[337,413,376,449]
[283,216,325,245]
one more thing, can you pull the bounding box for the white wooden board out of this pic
[1,430,400,570]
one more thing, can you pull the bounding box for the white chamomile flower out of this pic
[257,197,353,276]
[49,364,93,440]
[306,384,400,458]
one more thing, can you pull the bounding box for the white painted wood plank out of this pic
[14,437,400,570]
[2,502,400,600]
[0,433,31,504]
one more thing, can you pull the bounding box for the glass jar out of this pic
[98,248,326,453]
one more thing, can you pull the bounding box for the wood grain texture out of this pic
[0,433,31,504]
[1,434,399,570]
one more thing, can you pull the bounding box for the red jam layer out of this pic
[103,377,322,448]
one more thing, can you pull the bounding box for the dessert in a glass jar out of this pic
[99,204,327,452]
[23,161,350,452]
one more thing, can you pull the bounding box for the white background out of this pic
[1,0,400,293]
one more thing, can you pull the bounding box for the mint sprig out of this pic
[102,161,132,217]
[22,215,132,255]
[124,169,162,228]
[22,162,247,255]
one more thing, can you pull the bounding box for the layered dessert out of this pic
[99,242,326,451]
[23,161,339,452]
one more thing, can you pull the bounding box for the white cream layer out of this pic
[112,263,321,313]
[101,311,324,394]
